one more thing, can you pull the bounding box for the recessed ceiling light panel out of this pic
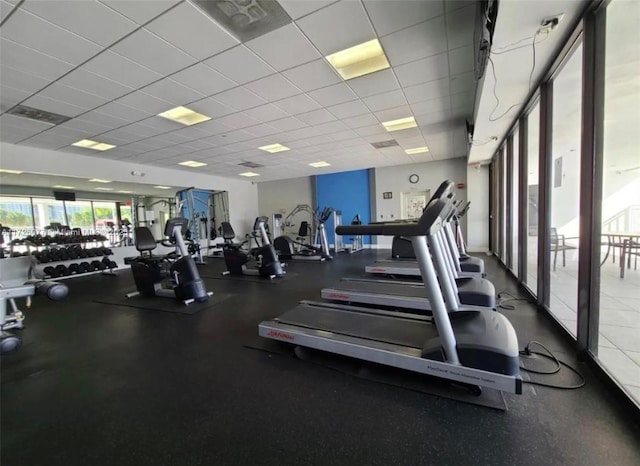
[95,187,113,191]
[405,146,430,155]
[178,160,207,168]
[88,178,112,183]
[192,0,292,42]
[326,39,390,80]
[309,161,331,168]
[158,106,211,126]
[239,172,260,177]
[382,116,417,132]
[258,143,290,153]
[53,185,75,189]
[153,186,172,190]
[0,169,23,174]
[72,139,116,151]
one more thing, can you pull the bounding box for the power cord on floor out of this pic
[497,291,533,310]
[520,341,586,390]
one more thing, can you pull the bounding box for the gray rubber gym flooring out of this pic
[2,250,639,465]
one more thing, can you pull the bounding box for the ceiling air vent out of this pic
[371,139,399,149]
[7,105,71,125]
[239,161,264,168]
[192,0,292,42]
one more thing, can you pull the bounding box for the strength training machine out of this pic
[274,207,333,261]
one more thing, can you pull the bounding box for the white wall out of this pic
[257,176,314,231]
[373,158,468,247]
[466,164,490,252]
[0,142,259,237]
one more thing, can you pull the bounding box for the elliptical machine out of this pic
[273,207,333,261]
[221,217,285,279]
[125,217,212,305]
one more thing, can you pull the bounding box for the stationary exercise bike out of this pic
[221,217,285,279]
[125,218,212,305]
[1,279,69,355]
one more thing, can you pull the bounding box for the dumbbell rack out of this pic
[23,240,123,280]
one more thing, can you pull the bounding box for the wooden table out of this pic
[601,232,640,278]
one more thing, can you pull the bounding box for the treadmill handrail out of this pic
[336,199,448,237]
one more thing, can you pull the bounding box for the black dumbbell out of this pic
[104,248,113,256]
[59,250,69,261]
[87,261,97,272]
[86,249,96,257]
[78,262,90,273]
[68,263,80,274]
[43,266,57,277]
[56,264,71,276]
[91,260,106,271]
[108,260,117,269]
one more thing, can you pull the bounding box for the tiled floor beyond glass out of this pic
[526,237,640,405]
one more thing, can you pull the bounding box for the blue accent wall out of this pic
[316,169,371,245]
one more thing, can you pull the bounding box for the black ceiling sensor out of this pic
[474,0,499,81]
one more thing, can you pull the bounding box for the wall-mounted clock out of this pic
[409,174,420,184]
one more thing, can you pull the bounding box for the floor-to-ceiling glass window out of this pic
[597,0,640,405]
[548,43,583,336]
[66,201,96,234]
[526,102,541,294]
[93,201,117,234]
[32,198,66,231]
[500,146,508,262]
[0,196,34,240]
[511,127,520,276]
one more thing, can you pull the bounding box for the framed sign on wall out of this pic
[382,192,392,199]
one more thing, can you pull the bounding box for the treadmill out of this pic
[259,198,522,395]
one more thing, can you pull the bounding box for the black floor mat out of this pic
[94,292,234,314]
[199,272,299,284]
[245,337,507,410]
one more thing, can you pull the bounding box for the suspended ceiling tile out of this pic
[214,112,262,131]
[450,71,476,94]
[21,0,137,47]
[373,104,414,123]
[0,114,54,133]
[308,82,357,107]
[0,0,15,22]
[404,78,451,104]
[380,16,448,67]
[394,53,450,88]
[57,68,134,101]
[204,45,275,85]
[96,101,151,122]
[278,0,337,20]
[213,87,267,112]
[188,97,236,119]
[80,109,130,129]
[328,129,359,142]
[0,85,29,111]
[244,74,302,102]
[282,59,342,94]
[243,104,290,123]
[246,23,321,72]
[296,0,376,55]
[342,113,380,129]
[363,0,444,37]
[82,50,163,89]
[1,10,102,65]
[362,89,407,112]
[269,116,308,132]
[145,1,238,60]
[326,100,370,119]
[171,63,237,96]
[0,38,74,82]
[110,28,196,75]
[448,45,475,76]
[445,4,476,50]
[99,0,181,25]
[244,123,280,138]
[116,91,173,115]
[58,118,112,136]
[346,68,400,99]
[38,83,109,112]
[273,93,321,115]
[141,78,204,106]
[295,108,336,125]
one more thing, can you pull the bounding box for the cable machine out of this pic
[175,188,229,261]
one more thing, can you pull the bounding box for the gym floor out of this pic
[2,251,639,466]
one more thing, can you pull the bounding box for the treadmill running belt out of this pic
[275,304,437,349]
[333,280,427,298]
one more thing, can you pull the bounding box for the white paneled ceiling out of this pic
[0,0,481,182]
